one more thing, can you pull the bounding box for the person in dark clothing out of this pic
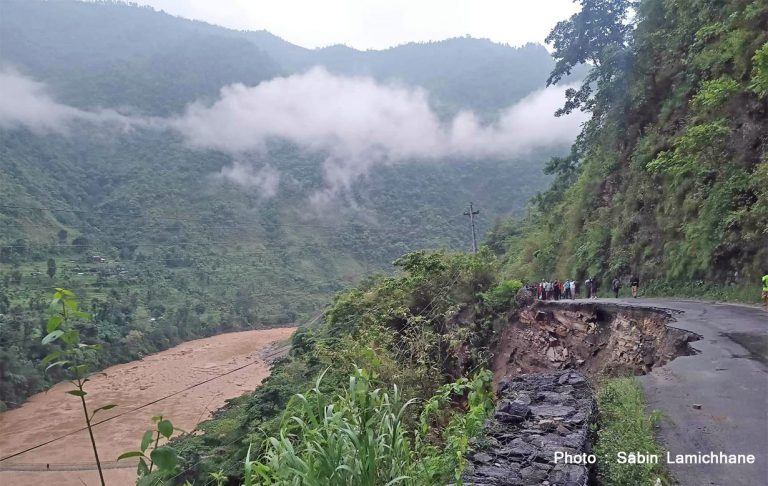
[612,277,621,298]
[554,279,561,300]
[630,275,640,298]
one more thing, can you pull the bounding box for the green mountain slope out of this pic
[490,0,767,299]
[0,0,569,407]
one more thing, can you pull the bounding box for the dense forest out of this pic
[489,0,767,297]
[0,0,570,409]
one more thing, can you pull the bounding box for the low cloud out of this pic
[1,66,585,204]
[215,162,280,198]
[0,66,145,133]
[171,67,586,200]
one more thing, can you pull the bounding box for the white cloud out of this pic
[216,162,280,198]
[1,67,585,205]
[172,67,586,199]
[0,67,144,133]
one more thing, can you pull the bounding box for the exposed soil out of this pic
[465,300,706,485]
[492,301,701,390]
[0,327,295,486]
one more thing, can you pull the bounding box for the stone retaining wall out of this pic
[461,370,595,486]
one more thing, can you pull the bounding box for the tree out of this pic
[47,258,57,279]
[72,236,89,253]
[545,0,632,115]
[57,229,69,244]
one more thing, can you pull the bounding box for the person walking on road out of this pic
[762,271,768,309]
[612,277,621,298]
[585,277,592,299]
[630,274,640,298]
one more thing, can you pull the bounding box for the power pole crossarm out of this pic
[463,202,480,253]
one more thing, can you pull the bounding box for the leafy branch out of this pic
[41,288,114,486]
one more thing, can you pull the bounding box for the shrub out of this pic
[481,279,523,310]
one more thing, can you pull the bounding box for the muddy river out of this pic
[0,327,296,485]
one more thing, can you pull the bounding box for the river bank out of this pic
[0,326,295,486]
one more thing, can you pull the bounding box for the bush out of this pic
[482,279,523,310]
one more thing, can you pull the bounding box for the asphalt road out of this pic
[597,298,768,486]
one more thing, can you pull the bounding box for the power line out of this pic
[0,339,301,463]
[0,205,400,232]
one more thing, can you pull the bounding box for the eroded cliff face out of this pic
[461,301,702,486]
[492,301,701,387]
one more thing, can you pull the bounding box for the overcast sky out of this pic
[134,0,580,50]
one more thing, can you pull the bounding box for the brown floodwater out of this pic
[0,327,296,486]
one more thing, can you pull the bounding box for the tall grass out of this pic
[249,368,494,486]
[251,368,416,486]
[594,378,669,485]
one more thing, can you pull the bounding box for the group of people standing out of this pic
[535,275,641,301]
[536,278,587,300]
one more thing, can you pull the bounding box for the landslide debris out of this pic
[492,301,701,385]
[462,301,702,486]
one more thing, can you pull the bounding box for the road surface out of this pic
[597,298,768,486]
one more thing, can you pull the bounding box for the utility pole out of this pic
[463,202,480,253]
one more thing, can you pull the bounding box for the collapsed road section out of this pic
[461,298,705,486]
[492,300,701,383]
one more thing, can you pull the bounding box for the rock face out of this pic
[462,371,595,486]
[492,302,700,386]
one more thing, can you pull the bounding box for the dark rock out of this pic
[474,452,494,463]
[476,464,521,479]
[502,438,536,457]
[520,465,549,482]
[568,375,586,385]
[566,411,587,425]
[463,371,594,486]
[547,464,588,486]
[496,399,530,423]
[530,405,576,417]
[513,393,532,405]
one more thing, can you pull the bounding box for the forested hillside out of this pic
[490,0,768,297]
[0,0,573,408]
[167,2,768,483]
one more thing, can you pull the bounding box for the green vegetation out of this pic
[0,0,563,410]
[250,367,493,485]
[41,288,113,486]
[593,378,668,485]
[253,368,416,485]
[118,415,181,485]
[490,0,767,300]
[171,249,508,483]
